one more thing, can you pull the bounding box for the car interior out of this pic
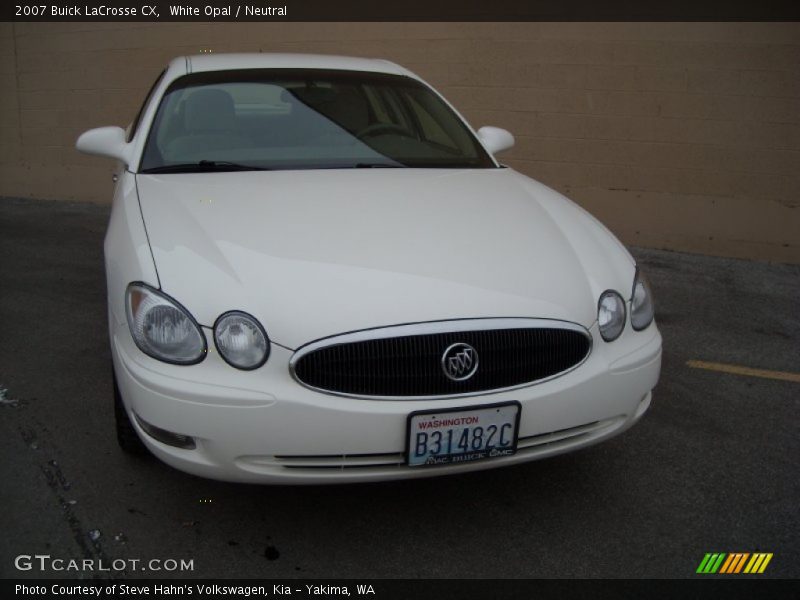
[141,75,487,170]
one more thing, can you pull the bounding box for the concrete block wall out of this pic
[0,22,798,262]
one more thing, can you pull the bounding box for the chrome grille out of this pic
[290,319,592,398]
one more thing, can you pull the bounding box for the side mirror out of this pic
[477,126,515,155]
[76,126,133,165]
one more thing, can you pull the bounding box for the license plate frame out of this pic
[405,401,521,467]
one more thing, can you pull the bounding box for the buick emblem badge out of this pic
[441,343,479,381]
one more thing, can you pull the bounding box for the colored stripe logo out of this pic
[697,553,773,574]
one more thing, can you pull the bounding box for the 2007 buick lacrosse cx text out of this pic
[76,53,661,483]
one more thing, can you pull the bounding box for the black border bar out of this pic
[5,579,800,600]
[3,0,800,22]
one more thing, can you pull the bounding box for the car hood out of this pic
[136,168,634,349]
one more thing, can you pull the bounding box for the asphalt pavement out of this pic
[1,196,797,579]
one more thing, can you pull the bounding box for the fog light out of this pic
[134,414,196,450]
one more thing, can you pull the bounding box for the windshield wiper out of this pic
[140,160,272,174]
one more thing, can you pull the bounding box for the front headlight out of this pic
[125,283,207,365]
[630,267,655,331]
[598,290,626,342]
[213,311,270,370]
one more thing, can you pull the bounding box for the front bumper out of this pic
[112,322,662,484]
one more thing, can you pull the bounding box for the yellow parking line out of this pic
[687,360,800,383]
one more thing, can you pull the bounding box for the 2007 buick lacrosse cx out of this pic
[76,53,661,483]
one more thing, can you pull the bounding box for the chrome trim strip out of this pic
[241,419,619,472]
[288,317,593,401]
[516,418,617,449]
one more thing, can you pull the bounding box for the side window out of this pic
[362,85,391,123]
[371,86,413,131]
[403,92,457,150]
[127,69,166,142]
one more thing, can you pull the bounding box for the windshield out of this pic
[139,69,496,172]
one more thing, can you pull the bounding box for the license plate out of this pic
[406,402,520,467]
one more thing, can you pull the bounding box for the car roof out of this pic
[169,53,416,79]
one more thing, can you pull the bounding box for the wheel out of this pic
[113,367,149,456]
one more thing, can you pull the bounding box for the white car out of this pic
[76,53,661,483]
